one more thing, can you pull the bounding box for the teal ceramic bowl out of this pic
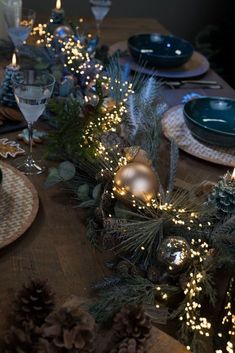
[128,33,194,68]
[184,97,235,147]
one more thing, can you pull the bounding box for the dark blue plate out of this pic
[184,97,235,147]
[128,33,194,68]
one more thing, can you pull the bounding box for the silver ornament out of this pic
[158,236,190,273]
[54,25,73,40]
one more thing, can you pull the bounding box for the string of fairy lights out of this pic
[179,239,212,352]
[216,278,235,353]
[31,23,103,87]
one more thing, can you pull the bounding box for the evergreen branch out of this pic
[213,215,235,236]
[108,217,163,266]
[92,275,122,290]
[90,276,155,324]
[105,55,145,102]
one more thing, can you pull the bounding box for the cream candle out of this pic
[7,53,20,70]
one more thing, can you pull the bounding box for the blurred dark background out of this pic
[22,0,235,87]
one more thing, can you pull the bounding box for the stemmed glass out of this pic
[12,70,55,175]
[89,0,112,37]
[5,8,36,51]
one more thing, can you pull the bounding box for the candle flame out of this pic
[56,0,61,9]
[232,168,235,181]
[12,53,17,67]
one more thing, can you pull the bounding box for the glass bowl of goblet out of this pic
[12,70,55,175]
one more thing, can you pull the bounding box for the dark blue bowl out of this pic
[184,97,235,147]
[128,33,194,68]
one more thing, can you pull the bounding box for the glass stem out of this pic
[96,20,101,37]
[27,123,34,166]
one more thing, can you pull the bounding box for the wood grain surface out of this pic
[0,17,235,352]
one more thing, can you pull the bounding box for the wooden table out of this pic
[0,17,234,351]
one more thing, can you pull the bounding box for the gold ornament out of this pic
[113,162,159,203]
[157,236,191,273]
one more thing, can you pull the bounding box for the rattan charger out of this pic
[162,105,235,167]
[0,161,39,248]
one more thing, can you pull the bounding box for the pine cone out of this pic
[111,304,152,349]
[4,321,40,353]
[110,337,145,353]
[101,192,114,214]
[102,233,117,249]
[94,207,104,226]
[100,132,127,149]
[116,260,131,277]
[14,279,55,326]
[36,338,56,353]
[102,218,126,249]
[41,296,96,353]
[147,266,161,284]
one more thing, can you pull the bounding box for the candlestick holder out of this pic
[0,59,20,107]
[47,0,65,34]
[208,170,235,218]
[51,9,65,25]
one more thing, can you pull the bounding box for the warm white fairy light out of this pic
[216,278,235,353]
[81,80,133,150]
[155,285,169,302]
[178,239,212,341]
[31,22,103,86]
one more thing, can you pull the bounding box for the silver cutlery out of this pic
[164,79,222,89]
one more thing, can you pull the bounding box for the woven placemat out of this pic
[0,161,39,248]
[162,105,235,167]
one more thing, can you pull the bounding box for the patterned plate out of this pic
[162,105,235,167]
[109,41,210,79]
[0,161,39,248]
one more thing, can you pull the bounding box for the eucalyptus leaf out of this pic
[78,199,96,208]
[77,184,90,201]
[58,161,76,181]
[51,65,63,82]
[44,168,61,188]
[92,183,102,201]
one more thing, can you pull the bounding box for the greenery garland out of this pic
[28,19,234,353]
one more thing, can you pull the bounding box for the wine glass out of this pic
[89,0,112,37]
[5,8,36,51]
[12,70,55,175]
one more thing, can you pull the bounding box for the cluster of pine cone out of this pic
[4,280,95,353]
[3,280,152,353]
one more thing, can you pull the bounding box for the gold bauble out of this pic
[114,162,159,203]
